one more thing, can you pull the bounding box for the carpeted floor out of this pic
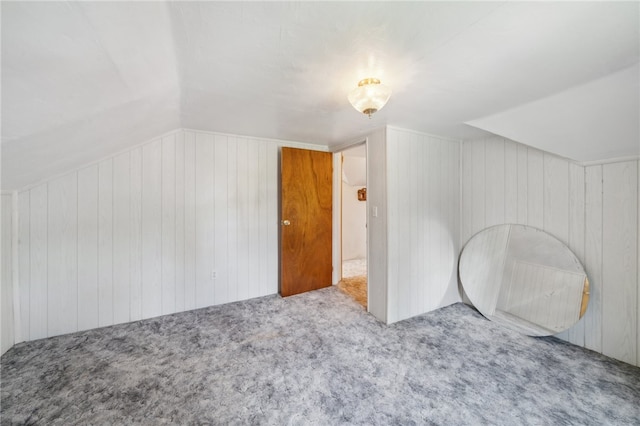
[2,286,639,425]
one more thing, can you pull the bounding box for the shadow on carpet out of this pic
[2,287,639,425]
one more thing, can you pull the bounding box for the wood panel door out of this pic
[280,147,332,297]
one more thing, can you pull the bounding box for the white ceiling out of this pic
[2,1,638,189]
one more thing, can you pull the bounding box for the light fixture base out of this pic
[362,108,378,118]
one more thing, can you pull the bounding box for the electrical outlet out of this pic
[210,271,217,280]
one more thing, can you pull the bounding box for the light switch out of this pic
[372,206,378,217]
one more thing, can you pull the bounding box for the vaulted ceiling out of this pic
[2,1,638,189]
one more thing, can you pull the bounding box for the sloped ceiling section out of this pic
[467,63,640,163]
[1,1,181,189]
[2,1,639,189]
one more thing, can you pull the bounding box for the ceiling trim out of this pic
[180,128,329,153]
[579,154,640,167]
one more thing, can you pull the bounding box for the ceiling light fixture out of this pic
[348,78,392,118]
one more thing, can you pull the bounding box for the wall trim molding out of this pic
[181,128,329,152]
[386,125,462,144]
[580,155,640,167]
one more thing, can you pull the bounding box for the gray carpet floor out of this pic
[2,286,639,425]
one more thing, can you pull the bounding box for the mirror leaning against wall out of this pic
[459,224,589,336]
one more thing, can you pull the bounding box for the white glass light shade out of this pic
[348,78,391,117]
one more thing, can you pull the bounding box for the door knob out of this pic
[282,219,291,226]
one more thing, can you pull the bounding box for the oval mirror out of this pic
[459,224,589,336]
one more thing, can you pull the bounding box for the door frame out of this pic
[331,139,368,289]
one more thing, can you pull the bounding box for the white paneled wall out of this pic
[385,127,460,323]
[1,193,15,355]
[7,126,637,369]
[366,128,388,323]
[461,136,639,366]
[14,129,293,342]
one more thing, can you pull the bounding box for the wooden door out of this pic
[280,147,333,297]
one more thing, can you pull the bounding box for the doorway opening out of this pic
[337,144,367,308]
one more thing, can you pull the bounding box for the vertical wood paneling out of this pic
[432,136,443,312]
[485,138,505,227]
[399,133,414,316]
[386,130,399,322]
[247,140,261,299]
[567,163,586,346]
[18,192,30,341]
[543,154,569,245]
[543,154,569,341]
[195,132,214,308]
[416,134,425,314]
[386,128,460,323]
[516,144,528,224]
[584,165,603,353]
[471,140,485,236]
[504,141,518,223]
[29,185,47,340]
[527,149,544,229]
[447,141,461,305]
[184,132,196,310]
[601,161,637,364]
[461,141,474,244]
[77,165,99,331]
[2,194,15,354]
[98,159,114,327]
[47,173,78,336]
[213,135,229,303]
[265,142,279,296]
[417,135,427,310]
[129,148,143,321]
[366,128,387,322]
[236,138,250,302]
[175,132,185,312]
[227,137,239,303]
[258,141,269,296]
[142,140,162,319]
[113,153,131,324]
[12,129,321,345]
[161,136,176,315]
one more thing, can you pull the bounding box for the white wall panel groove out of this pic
[98,159,114,327]
[461,136,639,366]
[113,152,132,324]
[129,148,143,321]
[601,161,637,365]
[161,135,177,316]
[567,163,586,346]
[11,129,289,342]
[141,140,162,318]
[77,165,99,331]
[29,185,48,340]
[584,165,603,353]
[2,193,15,355]
[175,132,186,313]
[17,192,30,341]
[47,173,78,336]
